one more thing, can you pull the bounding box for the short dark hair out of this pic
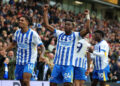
[94,30,105,38]
[20,15,32,25]
[64,19,74,27]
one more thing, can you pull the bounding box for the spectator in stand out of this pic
[0,40,3,50]
[48,40,55,52]
[45,52,54,70]
[0,48,7,80]
[3,57,9,80]
[7,50,15,61]
[7,50,16,80]
[37,57,51,81]
[111,58,120,82]
[3,41,8,49]
[48,52,54,60]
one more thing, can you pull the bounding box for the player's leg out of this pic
[74,80,80,86]
[74,67,87,86]
[79,80,85,86]
[50,64,62,86]
[62,65,74,86]
[20,80,25,86]
[91,70,99,86]
[74,80,85,86]
[100,81,106,86]
[50,83,57,86]
[98,70,109,86]
[15,65,25,86]
[64,82,73,86]
[91,79,98,86]
[23,63,35,86]
[23,73,31,86]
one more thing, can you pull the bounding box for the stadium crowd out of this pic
[0,0,120,82]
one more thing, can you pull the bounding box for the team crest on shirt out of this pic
[98,73,104,78]
[18,43,28,49]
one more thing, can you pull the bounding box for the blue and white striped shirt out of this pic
[74,39,91,69]
[13,28,43,65]
[92,40,109,70]
[53,29,81,66]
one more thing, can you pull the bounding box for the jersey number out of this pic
[77,42,83,52]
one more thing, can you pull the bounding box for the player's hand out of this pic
[39,56,45,62]
[85,69,90,76]
[43,4,49,11]
[84,9,89,15]
[88,46,94,53]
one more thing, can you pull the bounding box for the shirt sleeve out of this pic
[90,53,96,59]
[0,55,5,66]
[86,41,91,52]
[74,32,82,40]
[13,30,19,43]
[54,29,64,38]
[86,41,91,47]
[32,31,43,46]
[93,43,109,58]
[93,51,105,57]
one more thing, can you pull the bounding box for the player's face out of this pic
[64,21,73,33]
[19,17,29,28]
[93,33,101,42]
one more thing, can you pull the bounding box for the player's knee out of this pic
[74,80,80,86]
[23,79,29,84]
[80,81,85,86]
[64,82,73,86]
[74,80,79,83]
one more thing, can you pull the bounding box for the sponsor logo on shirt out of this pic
[18,43,28,49]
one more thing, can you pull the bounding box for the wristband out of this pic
[86,14,90,20]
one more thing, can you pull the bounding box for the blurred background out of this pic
[0,0,120,86]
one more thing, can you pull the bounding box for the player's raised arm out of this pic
[43,4,55,32]
[80,9,90,37]
[87,52,91,70]
[85,51,91,76]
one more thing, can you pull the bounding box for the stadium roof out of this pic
[79,0,120,8]
[92,0,120,8]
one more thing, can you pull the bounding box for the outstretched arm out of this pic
[89,46,107,57]
[38,44,45,61]
[5,42,17,51]
[80,9,90,37]
[43,5,55,32]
